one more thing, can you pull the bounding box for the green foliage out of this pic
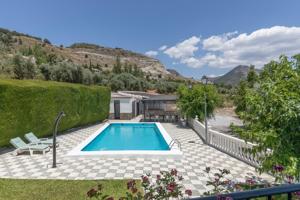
[110,73,150,91]
[154,80,179,94]
[0,27,42,41]
[233,80,247,113]
[234,65,258,113]
[69,43,100,49]
[177,84,221,120]
[12,55,37,79]
[0,31,13,47]
[247,65,258,88]
[43,38,51,44]
[0,79,110,146]
[233,55,300,177]
[112,56,122,74]
[39,62,96,85]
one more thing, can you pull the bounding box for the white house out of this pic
[109,92,144,119]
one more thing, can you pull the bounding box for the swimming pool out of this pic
[68,122,182,158]
[83,123,169,151]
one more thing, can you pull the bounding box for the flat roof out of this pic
[111,92,133,98]
[142,95,177,101]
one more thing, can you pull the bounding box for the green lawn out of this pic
[0,179,139,200]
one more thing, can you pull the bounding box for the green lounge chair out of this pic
[10,137,50,156]
[24,132,57,147]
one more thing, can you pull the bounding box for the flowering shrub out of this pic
[86,184,114,200]
[203,165,300,199]
[87,169,192,200]
[203,167,234,196]
[141,169,192,199]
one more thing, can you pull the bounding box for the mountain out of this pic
[0,28,191,80]
[207,65,260,86]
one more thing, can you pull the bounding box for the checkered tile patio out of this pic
[0,122,273,196]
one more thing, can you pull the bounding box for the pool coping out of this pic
[67,122,183,158]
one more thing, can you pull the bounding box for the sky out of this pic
[1,0,300,79]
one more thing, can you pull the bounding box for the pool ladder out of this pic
[168,139,182,151]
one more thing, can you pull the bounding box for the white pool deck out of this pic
[0,122,273,196]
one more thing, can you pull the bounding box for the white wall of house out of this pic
[109,97,135,114]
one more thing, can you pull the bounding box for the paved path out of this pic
[208,108,243,135]
[0,123,272,196]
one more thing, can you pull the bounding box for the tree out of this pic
[132,64,143,77]
[246,65,258,88]
[112,56,122,74]
[12,55,36,79]
[234,80,247,113]
[234,55,300,177]
[43,38,51,45]
[12,55,24,79]
[177,84,221,121]
[234,65,258,114]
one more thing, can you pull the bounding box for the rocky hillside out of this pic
[0,28,178,80]
[208,65,260,86]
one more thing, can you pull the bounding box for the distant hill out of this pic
[206,65,260,86]
[0,27,193,81]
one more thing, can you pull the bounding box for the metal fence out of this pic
[191,183,300,200]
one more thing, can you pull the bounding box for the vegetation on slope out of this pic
[0,79,110,146]
[0,27,193,93]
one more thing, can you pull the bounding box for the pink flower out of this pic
[167,182,176,192]
[142,175,149,184]
[156,174,161,180]
[273,165,284,172]
[185,189,192,196]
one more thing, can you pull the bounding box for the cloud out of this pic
[159,45,168,51]
[164,36,201,59]
[145,50,158,57]
[207,74,224,78]
[164,26,300,68]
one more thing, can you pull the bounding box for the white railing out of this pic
[188,118,260,167]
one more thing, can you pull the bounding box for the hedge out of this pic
[0,79,110,147]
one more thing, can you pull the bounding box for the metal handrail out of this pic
[191,183,300,200]
[168,139,182,150]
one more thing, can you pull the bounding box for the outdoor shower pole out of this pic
[203,76,208,144]
[52,111,65,168]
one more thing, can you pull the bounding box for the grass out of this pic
[0,179,139,200]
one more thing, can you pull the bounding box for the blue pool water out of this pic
[82,123,170,151]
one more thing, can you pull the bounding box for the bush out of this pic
[0,79,110,147]
[12,55,37,79]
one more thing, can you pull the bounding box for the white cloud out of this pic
[145,50,158,57]
[164,26,300,68]
[159,45,168,51]
[207,74,224,78]
[164,36,201,59]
